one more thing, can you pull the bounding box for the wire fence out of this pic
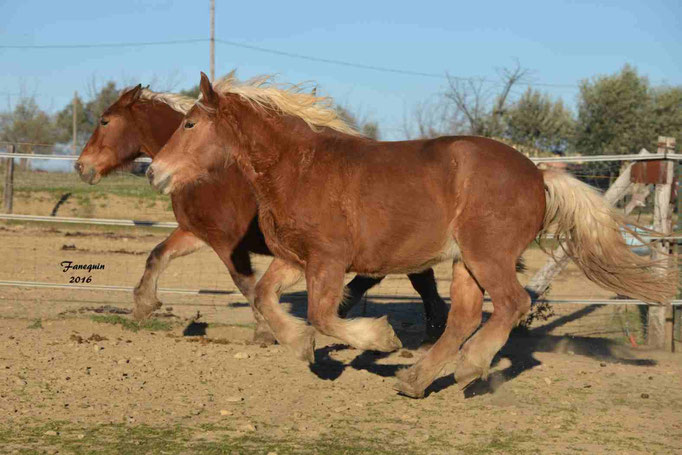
[2,143,681,345]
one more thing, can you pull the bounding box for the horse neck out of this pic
[218,98,324,213]
[222,97,320,179]
[131,101,184,157]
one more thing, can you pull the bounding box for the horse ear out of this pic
[120,84,143,107]
[199,72,218,109]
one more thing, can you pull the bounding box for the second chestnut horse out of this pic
[76,84,448,343]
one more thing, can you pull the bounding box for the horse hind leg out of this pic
[133,228,205,320]
[395,261,483,398]
[454,259,531,389]
[306,262,402,353]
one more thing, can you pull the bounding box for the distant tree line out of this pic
[2,64,680,167]
[404,63,682,161]
[0,81,120,156]
[0,80,381,160]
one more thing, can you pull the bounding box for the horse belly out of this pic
[351,225,459,276]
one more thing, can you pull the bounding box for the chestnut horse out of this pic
[76,84,448,343]
[149,72,675,397]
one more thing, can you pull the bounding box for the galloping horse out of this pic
[149,72,675,397]
[76,84,449,343]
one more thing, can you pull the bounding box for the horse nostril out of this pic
[146,166,155,184]
[74,161,83,174]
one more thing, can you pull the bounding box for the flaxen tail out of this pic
[540,169,676,304]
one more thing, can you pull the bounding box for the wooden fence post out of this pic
[676,155,682,352]
[648,137,676,350]
[3,144,15,214]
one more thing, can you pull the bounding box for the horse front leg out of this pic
[217,243,276,344]
[133,228,206,320]
[306,261,402,353]
[252,258,312,360]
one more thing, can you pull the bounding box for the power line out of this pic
[215,39,578,88]
[0,37,579,89]
[216,39,446,80]
[0,38,207,49]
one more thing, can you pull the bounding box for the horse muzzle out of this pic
[146,164,172,195]
[74,161,101,185]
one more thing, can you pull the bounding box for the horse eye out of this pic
[184,121,195,129]
[100,119,109,126]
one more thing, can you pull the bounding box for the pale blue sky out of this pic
[1,0,680,139]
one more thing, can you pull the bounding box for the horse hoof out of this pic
[372,316,403,352]
[454,358,486,390]
[132,301,161,321]
[292,326,316,363]
[394,366,426,399]
[377,333,403,353]
[252,328,278,346]
[394,380,425,398]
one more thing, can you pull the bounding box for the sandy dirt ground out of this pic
[11,190,174,222]
[2,223,681,454]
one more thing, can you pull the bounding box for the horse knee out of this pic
[145,243,165,267]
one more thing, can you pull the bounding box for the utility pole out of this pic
[72,91,78,154]
[210,0,215,82]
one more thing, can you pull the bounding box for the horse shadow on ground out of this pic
[278,292,658,398]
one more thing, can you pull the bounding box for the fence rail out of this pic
[0,152,151,163]
[4,214,682,243]
[0,280,232,295]
[2,151,681,164]
[0,214,177,228]
[2,144,681,346]
[1,279,680,306]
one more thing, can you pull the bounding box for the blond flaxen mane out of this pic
[129,72,361,136]
[137,88,196,115]
[209,70,362,136]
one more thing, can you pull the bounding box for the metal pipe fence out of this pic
[1,150,680,163]
[1,148,680,324]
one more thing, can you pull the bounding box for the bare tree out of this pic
[146,70,183,93]
[445,61,528,137]
[402,97,466,139]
